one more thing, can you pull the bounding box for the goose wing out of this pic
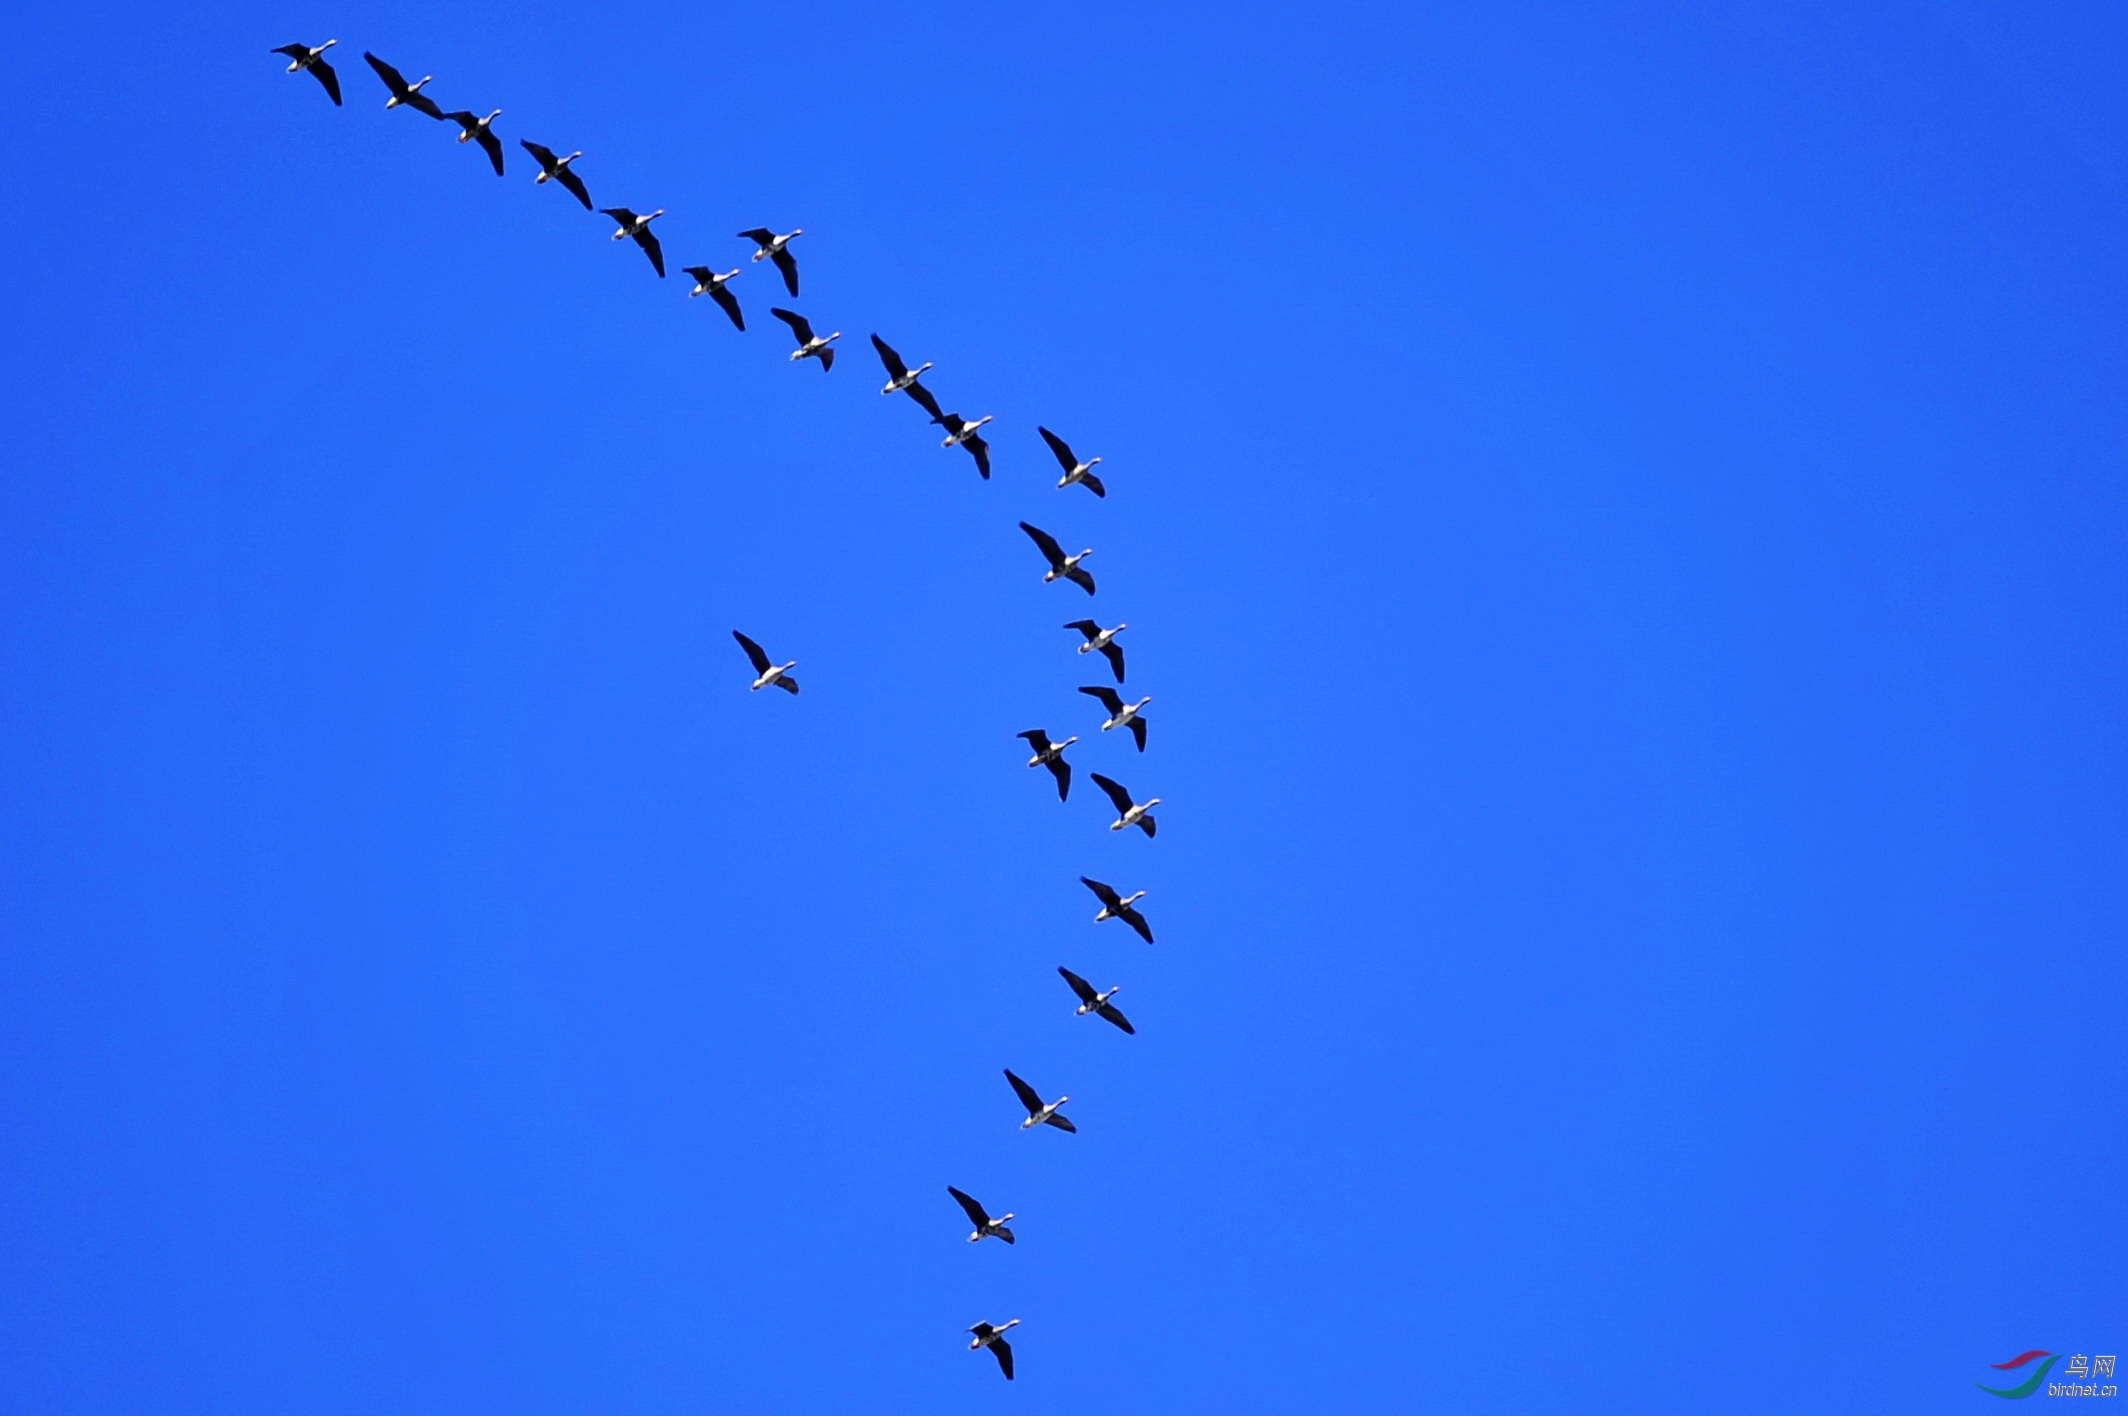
[770,245,799,297]
[362,51,410,92]
[962,431,992,480]
[903,381,943,421]
[774,674,800,694]
[1017,728,1053,753]
[731,630,773,675]
[1127,715,1147,752]
[683,265,713,284]
[709,281,744,330]
[1038,425,1077,472]
[1118,903,1154,944]
[272,43,311,58]
[1064,564,1096,595]
[1057,967,1099,1005]
[1004,1069,1044,1116]
[406,91,445,119]
[990,1337,1015,1380]
[310,58,342,104]
[632,226,664,276]
[1078,470,1106,498]
[600,206,637,226]
[737,227,775,248]
[1079,685,1124,715]
[1046,756,1071,801]
[1096,1000,1136,1035]
[553,163,592,208]
[444,109,478,133]
[1064,619,1101,641]
[947,1186,991,1229]
[1089,773,1134,815]
[521,139,558,170]
[1041,1113,1076,1134]
[473,125,505,175]
[1097,639,1125,681]
[1019,522,1065,567]
[870,334,908,380]
[771,307,814,344]
[1079,875,1123,909]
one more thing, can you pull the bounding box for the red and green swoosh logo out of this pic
[1977,1351,2058,1399]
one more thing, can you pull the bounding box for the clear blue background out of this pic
[3,3,2123,1411]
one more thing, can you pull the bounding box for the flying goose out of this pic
[1058,966,1135,1035]
[928,407,992,479]
[1019,522,1094,595]
[1079,875,1154,943]
[1003,1069,1074,1132]
[600,207,665,276]
[737,228,803,296]
[869,334,932,397]
[1063,619,1126,683]
[732,631,798,693]
[1079,685,1150,752]
[272,41,341,105]
[1090,773,1159,836]
[770,308,839,369]
[445,110,505,175]
[682,267,744,330]
[1038,426,1106,498]
[519,141,591,208]
[946,1186,1015,1245]
[1017,729,1076,802]
[361,52,444,118]
[967,1320,1020,1381]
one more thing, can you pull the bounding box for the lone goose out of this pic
[737,228,803,296]
[1079,685,1150,752]
[946,1186,1015,1245]
[272,41,341,105]
[1019,523,1094,595]
[731,631,798,694]
[1063,619,1127,683]
[361,52,443,118]
[869,334,933,397]
[1090,772,1159,837]
[1004,1069,1074,1132]
[1038,426,1106,498]
[1017,729,1076,802]
[519,141,591,208]
[967,1320,1020,1381]
[445,110,505,175]
[682,267,744,330]
[1079,875,1154,944]
[770,308,839,369]
[600,207,665,276]
[1058,966,1135,1035]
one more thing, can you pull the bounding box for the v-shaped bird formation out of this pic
[278,38,1164,1386]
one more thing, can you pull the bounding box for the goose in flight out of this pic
[932,412,993,479]
[1090,773,1159,836]
[869,335,932,397]
[731,631,798,694]
[445,110,505,175]
[946,1186,1015,1245]
[1079,685,1150,752]
[361,52,443,118]
[770,308,839,370]
[272,41,341,105]
[600,207,665,276]
[1004,1069,1074,1132]
[1079,875,1154,943]
[1017,729,1076,802]
[1038,426,1106,498]
[1063,619,1126,683]
[519,141,591,208]
[967,1320,1020,1381]
[1058,966,1135,1035]
[1019,523,1094,595]
[737,228,803,296]
[682,267,744,330]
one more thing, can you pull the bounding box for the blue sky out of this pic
[3,3,2124,1411]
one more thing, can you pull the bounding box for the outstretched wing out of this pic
[770,246,799,297]
[406,90,445,119]
[963,432,992,481]
[1097,1001,1136,1035]
[1089,773,1134,814]
[554,164,592,208]
[1064,565,1096,595]
[1018,728,1053,752]
[771,307,813,343]
[474,126,505,175]
[1078,685,1124,715]
[870,334,908,379]
[731,631,772,675]
[947,1186,990,1229]
[363,51,409,91]
[1064,619,1101,640]
[990,1338,1015,1381]
[709,281,744,331]
[1098,640,1125,682]
[521,139,557,169]
[1019,522,1065,565]
[816,345,834,372]
[774,675,800,695]
[444,109,477,132]
[1128,716,1147,752]
[1137,813,1157,838]
[634,227,664,276]
[737,227,775,246]
[1046,756,1071,801]
[1057,967,1098,1005]
[1079,875,1122,909]
[902,380,943,422]
[1119,904,1154,945]
[272,43,310,59]
[1079,471,1106,499]
[1038,425,1077,472]
[1041,1113,1076,1134]
[600,206,636,225]
[310,58,342,105]
[1004,1069,1043,1115]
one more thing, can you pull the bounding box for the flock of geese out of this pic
[277,38,1165,1384]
